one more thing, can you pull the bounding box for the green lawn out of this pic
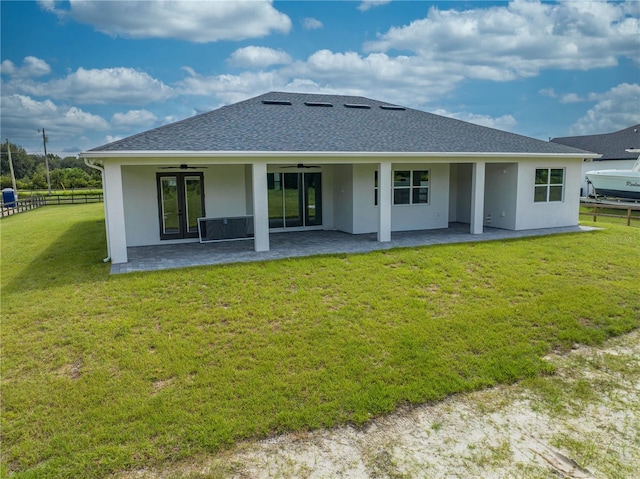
[2,204,639,478]
[19,189,103,197]
[579,204,640,227]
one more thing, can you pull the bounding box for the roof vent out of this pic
[344,103,371,109]
[380,105,406,111]
[304,101,333,107]
[262,100,292,105]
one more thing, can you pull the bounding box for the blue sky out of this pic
[1,0,638,157]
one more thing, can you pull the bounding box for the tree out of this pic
[0,175,13,189]
[0,142,36,180]
[0,142,102,191]
[49,169,66,190]
[30,164,48,189]
[47,153,62,170]
[64,168,91,188]
[61,156,101,182]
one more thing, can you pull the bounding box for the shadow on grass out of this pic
[5,219,111,292]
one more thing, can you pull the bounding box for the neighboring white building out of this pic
[551,124,639,196]
[81,92,597,265]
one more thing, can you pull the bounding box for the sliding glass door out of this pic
[267,172,322,229]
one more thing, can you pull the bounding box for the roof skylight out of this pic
[344,103,371,109]
[262,100,292,105]
[380,105,406,111]
[304,101,333,107]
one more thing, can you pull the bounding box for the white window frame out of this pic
[534,167,565,203]
[392,169,430,205]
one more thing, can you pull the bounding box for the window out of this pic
[393,170,429,205]
[374,169,430,206]
[534,168,564,202]
[374,170,378,206]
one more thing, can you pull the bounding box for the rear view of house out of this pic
[81,92,597,265]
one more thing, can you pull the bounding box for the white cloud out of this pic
[540,88,600,104]
[358,0,391,12]
[111,109,159,128]
[105,135,123,144]
[1,94,108,130]
[42,0,291,42]
[283,49,464,106]
[559,93,584,104]
[539,88,557,98]
[37,0,57,13]
[0,56,51,78]
[177,67,284,104]
[365,0,640,81]
[569,83,640,135]
[0,94,109,151]
[432,109,518,132]
[302,17,323,30]
[228,46,292,68]
[8,67,174,105]
[262,1,639,109]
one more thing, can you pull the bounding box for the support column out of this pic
[378,161,392,242]
[470,161,485,235]
[103,162,128,263]
[252,162,270,252]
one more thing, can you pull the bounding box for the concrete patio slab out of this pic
[110,224,598,274]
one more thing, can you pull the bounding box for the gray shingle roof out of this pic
[89,92,591,155]
[551,124,640,161]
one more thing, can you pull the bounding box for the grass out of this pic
[579,204,640,227]
[19,188,103,197]
[1,204,639,478]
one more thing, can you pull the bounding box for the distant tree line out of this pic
[0,141,102,191]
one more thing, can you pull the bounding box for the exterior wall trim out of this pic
[82,151,599,160]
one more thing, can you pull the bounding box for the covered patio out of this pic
[111,224,596,274]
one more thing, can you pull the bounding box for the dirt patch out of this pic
[114,330,640,478]
[53,359,83,380]
[151,377,175,396]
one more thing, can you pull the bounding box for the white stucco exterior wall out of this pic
[321,166,335,231]
[391,163,449,232]
[121,164,248,247]
[470,161,485,234]
[449,164,472,224]
[103,162,127,263]
[244,165,253,215]
[352,164,378,234]
[203,165,247,218]
[515,158,582,230]
[252,162,269,252]
[484,163,518,230]
[349,162,449,234]
[121,166,158,247]
[377,161,392,242]
[332,165,354,233]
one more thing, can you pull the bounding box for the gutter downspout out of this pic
[84,158,111,263]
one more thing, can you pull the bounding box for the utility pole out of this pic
[41,128,51,194]
[6,139,17,191]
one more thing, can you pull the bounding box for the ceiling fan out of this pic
[159,164,208,170]
[280,163,320,169]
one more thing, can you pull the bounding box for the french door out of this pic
[156,172,205,240]
[267,172,322,229]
